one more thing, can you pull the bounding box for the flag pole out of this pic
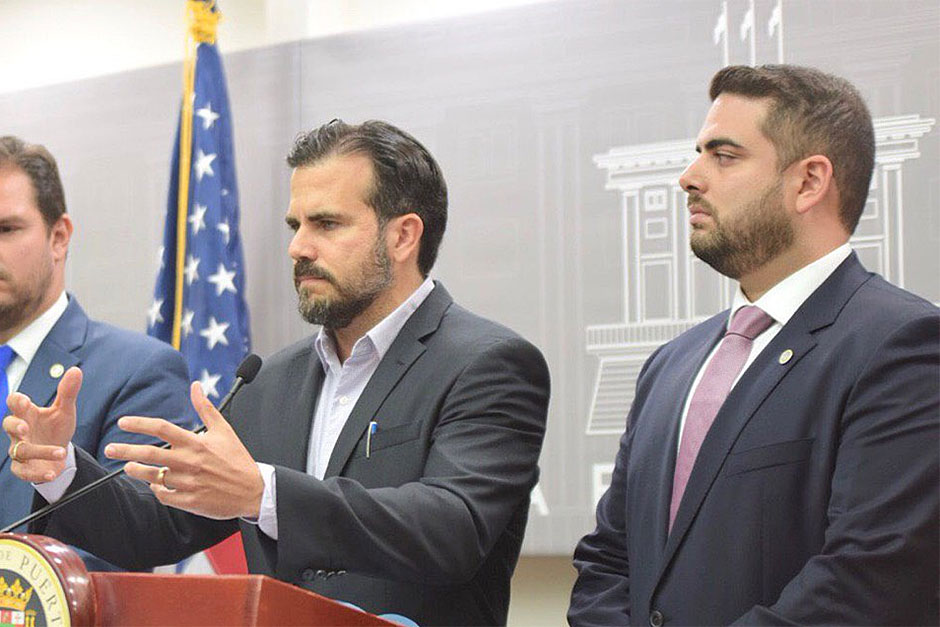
[173,0,221,349]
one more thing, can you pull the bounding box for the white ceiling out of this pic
[0,0,553,94]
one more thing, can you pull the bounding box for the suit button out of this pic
[650,610,664,627]
[315,569,326,578]
[300,568,315,582]
[336,570,346,576]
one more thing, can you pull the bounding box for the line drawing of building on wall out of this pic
[584,1,936,447]
[585,115,935,437]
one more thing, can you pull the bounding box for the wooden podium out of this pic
[0,534,396,626]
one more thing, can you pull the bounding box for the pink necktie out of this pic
[669,305,773,530]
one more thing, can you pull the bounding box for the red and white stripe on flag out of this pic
[204,531,248,574]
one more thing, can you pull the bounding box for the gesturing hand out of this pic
[104,381,264,520]
[2,367,82,483]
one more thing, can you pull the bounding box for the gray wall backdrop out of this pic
[1,0,937,555]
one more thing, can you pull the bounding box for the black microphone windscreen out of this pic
[236,354,263,384]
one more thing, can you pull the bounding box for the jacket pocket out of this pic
[725,438,814,477]
[350,421,423,459]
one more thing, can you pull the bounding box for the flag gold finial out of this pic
[187,0,221,45]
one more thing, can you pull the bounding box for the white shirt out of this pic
[254,278,436,539]
[676,244,853,451]
[6,291,69,394]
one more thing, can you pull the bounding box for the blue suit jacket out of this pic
[0,295,196,568]
[569,254,939,626]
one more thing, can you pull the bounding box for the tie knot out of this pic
[0,345,15,370]
[727,306,773,340]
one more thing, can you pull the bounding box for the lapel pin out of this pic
[778,349,793,365]
[49,363,65,378]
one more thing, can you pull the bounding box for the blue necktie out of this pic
[0,344,17,416]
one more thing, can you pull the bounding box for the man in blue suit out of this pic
[0,136,195,569]
[569,65,939,625]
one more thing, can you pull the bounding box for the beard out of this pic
[689,179,794,280]
[0,259,54,334]
[294,233,393,330]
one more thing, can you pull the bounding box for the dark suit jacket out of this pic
[569,254,939,626]
[0,295,195,569]
[33,283,550,626]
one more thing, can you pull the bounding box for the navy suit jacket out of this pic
[1,295,195,568]
[32,284,550,626]
[569,254,939,626]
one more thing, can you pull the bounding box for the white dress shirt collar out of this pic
[6,290,69,367]
[729,243,853,327]
[314,277,436,371]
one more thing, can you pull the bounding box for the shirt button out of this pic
[650,610,664,627]
[339,396,350,405]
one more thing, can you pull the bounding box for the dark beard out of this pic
[294,236,392,330]
[689,181,794,279]
[0,265,53,335]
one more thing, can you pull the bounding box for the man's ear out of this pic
[49,214,73,262]
[387,213,424,264]
[792,154,835,216]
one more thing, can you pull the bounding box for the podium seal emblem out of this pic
[0,535,95,627]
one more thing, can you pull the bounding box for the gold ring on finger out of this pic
[156,466,172,490]
[10,440,25,463]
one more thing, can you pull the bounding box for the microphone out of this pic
[182,352,261,440]
[1,353,263,533]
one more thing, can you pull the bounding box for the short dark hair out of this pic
[710,64,875,233]
[0,136,67,228]
[287,119,448,276]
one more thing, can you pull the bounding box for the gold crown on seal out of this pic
[0,576,34,612]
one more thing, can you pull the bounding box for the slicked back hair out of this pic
[0,136,67,228]
[286,119,448,276]
[710,64,875,233]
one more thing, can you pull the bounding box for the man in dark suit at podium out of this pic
[5,120,550,626]
[0,136,195,570]
[568,65,939,625]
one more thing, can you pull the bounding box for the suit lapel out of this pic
[647,320,726,552]
[0,296,85,471]
[657,253,871,575]
[660,321,817,568]
[323,283,451,478]
[267,348,324,470]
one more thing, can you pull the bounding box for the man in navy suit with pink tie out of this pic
[569,65,939,625]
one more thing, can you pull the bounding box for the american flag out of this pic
[148,4,250,574]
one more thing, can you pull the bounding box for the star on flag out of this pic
[189,203,208,235]
[147,298,165,328]
[184,255,201,286]
[198,369,222,398]
[181,309,195,338]
[217,219,230,244]
[194,149,216,181]
[196,103,220,130]
[199,316,230,350]
[208,263,237,296]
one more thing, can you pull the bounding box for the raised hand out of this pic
[3,366,82,483]
[104,381,263,520]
